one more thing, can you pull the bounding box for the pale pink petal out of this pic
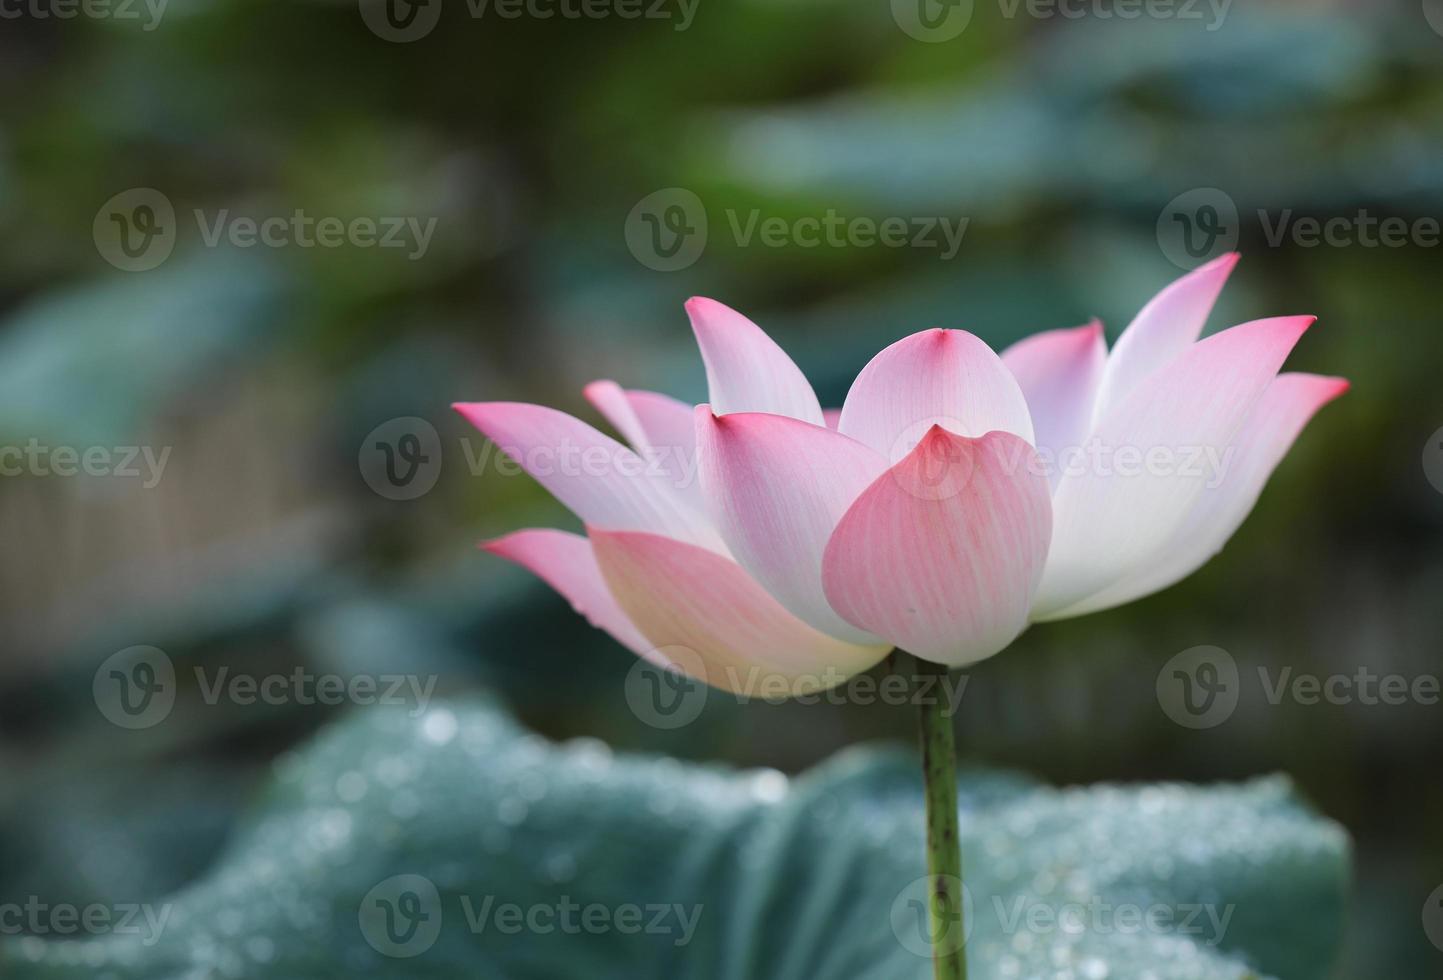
[584,382,704,508]
[1090,252,1239,426]
[685,297,825,425]
[1000,320,1106,491]
[820,428,1052,667]
[822,408,843,430]
[453,402,721,552]
[1031,315,1315,619]
[625,389,699,453]
[592,528,890,694]
[696,407,888,644]
[484,529,657,661]
[583,380,650,450]
[1049,373,1348,618]
[837,329,1035,462]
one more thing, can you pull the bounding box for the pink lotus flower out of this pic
[457,255,1346,690]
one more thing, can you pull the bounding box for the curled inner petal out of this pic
[696,407,887,644]
[838,328,1035,461]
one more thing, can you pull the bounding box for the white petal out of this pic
[1031,315,1314,619]
[1047,373,1347,618]
[1090,253,1239,428]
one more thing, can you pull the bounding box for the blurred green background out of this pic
[0,0,1439,974]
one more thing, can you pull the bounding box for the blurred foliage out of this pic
[0,0,1440,975]
[1,700,1348,978]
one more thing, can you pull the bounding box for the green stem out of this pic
[900,650,967,980]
